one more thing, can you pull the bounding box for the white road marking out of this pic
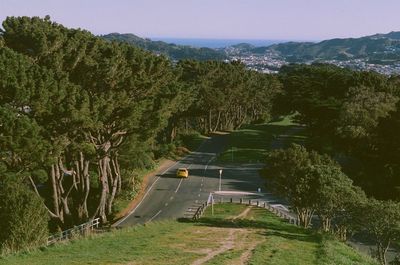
[170,196,174,200]
[114,176,161,226]
[199,188,202,192]
[114,157,184,227]
[198,194,201,197]
[195,200,198,203]
[115,144,214,227]
[147,210,162,223]
[165,202,168,206]
[175,178,184,193]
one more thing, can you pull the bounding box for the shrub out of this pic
[0,177,49,254]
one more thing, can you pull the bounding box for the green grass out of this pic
[0,203,377,265]
[179,132,209,152]
[217,115,306,163]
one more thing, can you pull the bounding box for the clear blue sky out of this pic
[1,0,399,40]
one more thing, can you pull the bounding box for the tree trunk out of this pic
[50,164,61,220]
[320,216,331,232]
[296,208,314,228]
[208,109,212,133]
[94,155,110,223]
[76,152,90,221]
[212,111,222,132]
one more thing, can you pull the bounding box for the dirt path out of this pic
[191,229,237,265]
[233,207,251,220]
[238,238,264,265]
[191,207,263,265]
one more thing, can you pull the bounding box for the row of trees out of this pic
[0,16,281,252]
[263,144,400,265]
[277,64,400,199]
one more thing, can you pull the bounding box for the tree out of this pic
[0,176,49,254]
[311,164,356,232]
[337,85,398,139]
[264,144,322,227]
[332,186,367,241]
[360,199,400,265]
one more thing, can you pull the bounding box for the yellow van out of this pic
[176,168,189,178]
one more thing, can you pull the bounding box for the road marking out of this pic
[114,176,161,226]
[201,183,203,187]
[199,188,202,192]
[114,137,211,227]
[170,196,174,200]
[147,210,162,223]
[164,202,168,206]
[175,178,184,193]
[198,194,201,197]
[114,157,186,227]
[195,200,198,203]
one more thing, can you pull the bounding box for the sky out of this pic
[1,0,399,41]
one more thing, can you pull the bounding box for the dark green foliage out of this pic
[278,64,400,198]
[263,144,365,233]
[0,15,283,238]
[359,199,400,265]
[0,177,49,253]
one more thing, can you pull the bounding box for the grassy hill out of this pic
[0,204,377,265]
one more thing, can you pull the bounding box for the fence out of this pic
[192,195,299,226]
[47,218,100,245]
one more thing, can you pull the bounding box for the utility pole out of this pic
[219,169,223,191]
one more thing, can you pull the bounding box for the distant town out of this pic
[227,49,400,76]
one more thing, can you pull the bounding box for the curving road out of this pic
[115,134,267,227]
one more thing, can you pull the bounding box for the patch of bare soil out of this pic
[191,228,237,265]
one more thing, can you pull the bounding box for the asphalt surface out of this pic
[115,134,269,227]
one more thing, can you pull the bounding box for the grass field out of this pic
[0,204,376,265]
[217,116,307,163]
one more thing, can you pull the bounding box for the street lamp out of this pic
[219,169,223,191]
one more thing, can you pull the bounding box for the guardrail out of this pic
[192,195,299,226]
[47,218,100,245]
[192,203,207,220]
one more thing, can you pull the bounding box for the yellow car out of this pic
[176,168,189,178]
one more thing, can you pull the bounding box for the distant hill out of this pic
[102,32,400,65]
[102,33,227,61]
[223,31,400,64]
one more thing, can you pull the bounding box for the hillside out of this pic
[0,204,377,265]
[223,31,400,64]
[102,33,227,61]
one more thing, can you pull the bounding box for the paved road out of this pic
[116,134,267,227]
[116,128,297,227]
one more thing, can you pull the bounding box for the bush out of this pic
[0,177,49,254]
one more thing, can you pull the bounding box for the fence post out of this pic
[257,201,259,206]
[248,199,251,205]
[230,198,233,203]
[240,198,243,204]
